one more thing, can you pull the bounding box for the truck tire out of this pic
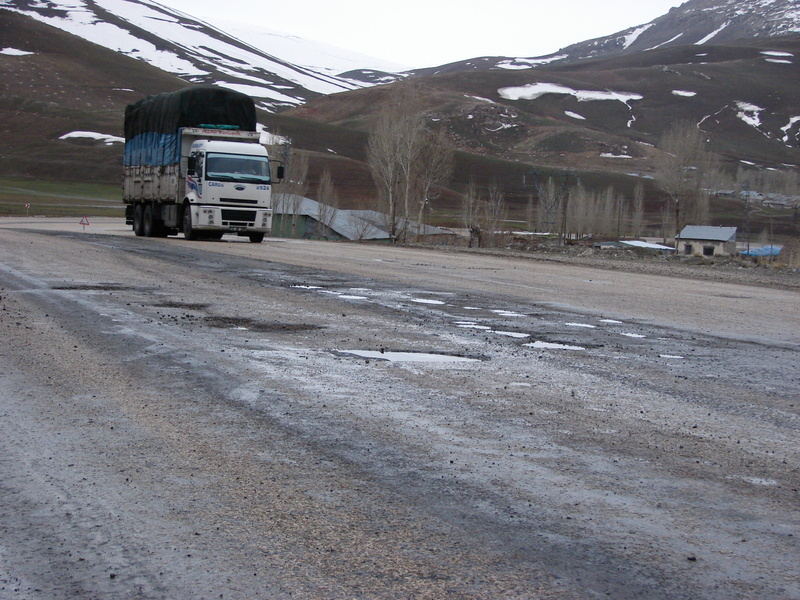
[182,205,199,241]
[133,204,145,237]
[248,233,264,243]
[143,204,156,237]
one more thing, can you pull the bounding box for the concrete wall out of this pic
[677,239,736,257]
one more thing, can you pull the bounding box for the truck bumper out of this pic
[191,205,272,233]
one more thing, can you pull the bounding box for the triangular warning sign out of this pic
[79,216,91,226]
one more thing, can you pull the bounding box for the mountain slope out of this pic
[0,0,398,111]
[0,8,188,181]
[290,36,800,176]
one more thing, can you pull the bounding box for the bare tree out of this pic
[660,200,676,243]
[367,89,448,243]
[597,186,617,237]
[315,168,339,238]
[481,181,508,248]
[654,121,720,235]
[462,178,482,247]
[414,128,453,240]
[348,212,374,242]
[367,109,403,241]
[526,193,536,232]
[630,182,645,238]
[273,149,308,237]
[536,177,560,233]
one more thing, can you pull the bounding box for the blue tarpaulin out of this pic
[123,132,181,167]
[740,245,783,257]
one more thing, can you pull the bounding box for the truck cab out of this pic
[180,129,275,242]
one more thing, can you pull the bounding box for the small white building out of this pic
[675,226,737,257]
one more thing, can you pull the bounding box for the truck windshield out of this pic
[205,153,271,184]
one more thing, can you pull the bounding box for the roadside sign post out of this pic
[79,216,91,231]
[24,202,30,216]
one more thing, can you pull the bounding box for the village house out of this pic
[675,226,738,257]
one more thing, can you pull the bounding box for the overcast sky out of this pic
[156,0,686,68]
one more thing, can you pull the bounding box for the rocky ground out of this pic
[0,218,797,599]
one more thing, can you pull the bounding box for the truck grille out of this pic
[220,198,257,204]
[221,209,256,222]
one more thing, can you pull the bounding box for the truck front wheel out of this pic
[133,204,145,236]
[182,205,198,241]
[248,233,264,243]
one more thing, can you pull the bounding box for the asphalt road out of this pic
[1,219,798,599]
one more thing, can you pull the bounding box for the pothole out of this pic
[51,284,133,291]
[336,349,481,363]
[152,301,210,310]
[525,341,586,351]
[204,316,321,332]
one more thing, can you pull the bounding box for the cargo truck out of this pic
[123,86,282,242]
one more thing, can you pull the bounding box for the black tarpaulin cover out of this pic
[124,85,256,140]
[123,86,257,167]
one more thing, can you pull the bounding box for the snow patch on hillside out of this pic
[0,47,34,56]
[498,82,643,106]
[565,111,586,120]
[495,55,568,70]
[622,23,654,49]
[695,21,730,44]
[735,102,765,128]
[59,131,124,145]
[672,90,697,97]
[465,95,496,104]
[645,33,684,51]
[781,117,800,143]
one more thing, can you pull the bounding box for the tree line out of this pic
[270,105,798,248]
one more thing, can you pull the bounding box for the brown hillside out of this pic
[0,9,186,183]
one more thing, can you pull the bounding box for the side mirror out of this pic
[276,165,285,181]
[187,156,196,176]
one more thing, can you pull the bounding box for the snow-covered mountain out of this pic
[557,0,800,61]
[411,0,800,76]
[0,0,404,110]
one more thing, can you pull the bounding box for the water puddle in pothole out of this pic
[491,309,525,317]
[492,330,530,339]
[525,341,586,350]
[336,350,480,363]
[410,298,446,305]
[565,322,596,329]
